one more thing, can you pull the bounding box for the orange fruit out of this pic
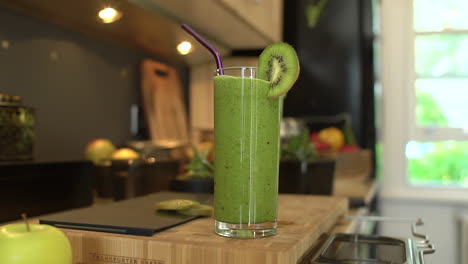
[318,127,345,151]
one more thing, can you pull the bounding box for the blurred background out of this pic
[0,0,467,263]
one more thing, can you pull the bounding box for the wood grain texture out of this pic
[60,194,347,264]
[141,59,189,145]
[216,0,283,43]
[130,0,275,49]
[0,0,239,65]
[0,0,283,65]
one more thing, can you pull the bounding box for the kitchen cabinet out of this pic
[189,57,259,144]
[129,0,283,49]
[0,0,226,65]
[282,0,375,150]
[216,0,283,44]
[0,0,283,65]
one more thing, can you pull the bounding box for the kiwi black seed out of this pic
[257,42,300,98]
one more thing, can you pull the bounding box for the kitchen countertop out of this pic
[91,174,379,234]
[333,176,378,233]
[45,194,348,264]
[334,177,377,205]
[6,176,376,264]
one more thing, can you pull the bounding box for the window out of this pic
[407,0,468,187]
[380,0,468,200]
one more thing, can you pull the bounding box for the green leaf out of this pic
[281,128,318,161]
[181,145,214,179]
[305,0,329,28]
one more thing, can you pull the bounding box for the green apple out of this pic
[0,223,72,264]
[84,138,117,165]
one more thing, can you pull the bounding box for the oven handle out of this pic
[411,218,430,243]
[418,243,436,264]
[342,216,436,263]
[343,216,434,245]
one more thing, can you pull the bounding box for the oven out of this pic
[299,216,436,264]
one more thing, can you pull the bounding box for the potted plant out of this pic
[169,144,214,193]
[279,128,336,195]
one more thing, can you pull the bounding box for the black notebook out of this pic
[39,191,213,236]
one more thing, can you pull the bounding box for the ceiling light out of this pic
[98,7,122,24]
[177,41,192,55]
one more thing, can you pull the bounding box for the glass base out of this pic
[215,220,277,238]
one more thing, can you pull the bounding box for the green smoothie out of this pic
[214,74,281,225]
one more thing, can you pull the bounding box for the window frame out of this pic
[380,0,468,202]
[409,29,468,141]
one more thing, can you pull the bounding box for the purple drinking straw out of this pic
[181,24,224,75]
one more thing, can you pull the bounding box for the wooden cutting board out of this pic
[58,194,347,264]
[141,59,189,145]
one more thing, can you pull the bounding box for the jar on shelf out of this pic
[0,93,35,161]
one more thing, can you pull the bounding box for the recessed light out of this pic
[98,7,122,24]
[177,41,192,55]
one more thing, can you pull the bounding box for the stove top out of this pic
[299,217,436,264]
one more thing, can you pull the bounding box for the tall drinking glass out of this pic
[214,67,282,238]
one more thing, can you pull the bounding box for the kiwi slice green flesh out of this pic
[155,199,200,210]
[257,43,300,98]
[177,204,213,217]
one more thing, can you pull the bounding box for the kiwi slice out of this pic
[154,199,200,211]
[177,204,214,217]
[257,42,300,98]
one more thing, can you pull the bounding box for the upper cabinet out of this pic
[128,0,283,49]
[216,0,283,45]
[0,0,283,65]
